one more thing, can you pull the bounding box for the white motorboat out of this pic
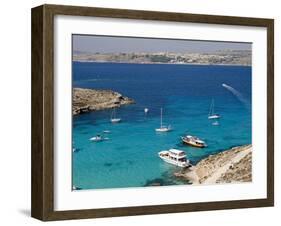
[158,149,189,168]
[155,108,172,132]
[90,135,103,142]
[144,108,149,114]
[208,98,221,119]
[72,186,82,190]
[89,135,109,142]
[72,148,80,153]
[110,108,121,123]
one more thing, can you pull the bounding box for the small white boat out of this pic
[181,135,207,148]
[90,135,110,142]
[111,118,121,123]
[103,130,111,133]
[155,108,172,132]
[144,108,149,114]
[158,149,190,168]
[72,186,82,190]
[110,108,121,123]
[73,148,81,153]
[208,98,220,119]
[90,135,104,142]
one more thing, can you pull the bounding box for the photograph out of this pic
[71,35,252,190]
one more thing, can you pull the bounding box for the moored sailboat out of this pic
[155,108,172,132]
[208,98,220,119]
[110,108,121,123]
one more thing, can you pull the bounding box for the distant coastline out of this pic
[73,60,252,67]
[73,50,251,66]
[73,88,135,115]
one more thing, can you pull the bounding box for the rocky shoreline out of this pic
[174,144,252,185]
[73,88,135,115]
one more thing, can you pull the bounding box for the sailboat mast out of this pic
[209,99,214,116]
[208,100,212,116]
[160,108,163,128]
[111,108,116,119]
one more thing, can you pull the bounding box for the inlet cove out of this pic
[72,62,252,190]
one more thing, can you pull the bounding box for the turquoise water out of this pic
[72,62,252,189]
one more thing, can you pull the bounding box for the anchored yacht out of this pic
[158,149,189,168]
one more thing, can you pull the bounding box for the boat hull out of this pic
[182,138,206,148]
[111,118,121,123]
[155,125,172,132]
[159,155,189,168]
[90,138,103,142]
[155,128,172,132]
[208,115,220,119]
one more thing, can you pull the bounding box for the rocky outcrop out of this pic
[73,88,135,115]
[174,144,252,184]
[216,151,252,183]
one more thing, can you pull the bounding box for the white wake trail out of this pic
[222,83,250,107]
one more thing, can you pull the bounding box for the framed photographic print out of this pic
[31,4,274,221]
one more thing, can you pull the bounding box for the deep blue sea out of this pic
[72,62,252,190]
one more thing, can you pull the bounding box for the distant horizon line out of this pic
[72,60,252,67]
[73,49,251,54]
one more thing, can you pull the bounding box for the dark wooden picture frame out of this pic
[31,4,274,221]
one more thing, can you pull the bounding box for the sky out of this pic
[73,34,251,54]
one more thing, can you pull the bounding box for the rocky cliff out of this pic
[73,88,135,115]
[174,144,252,184]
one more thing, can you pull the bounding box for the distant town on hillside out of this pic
[73,50,251,66]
